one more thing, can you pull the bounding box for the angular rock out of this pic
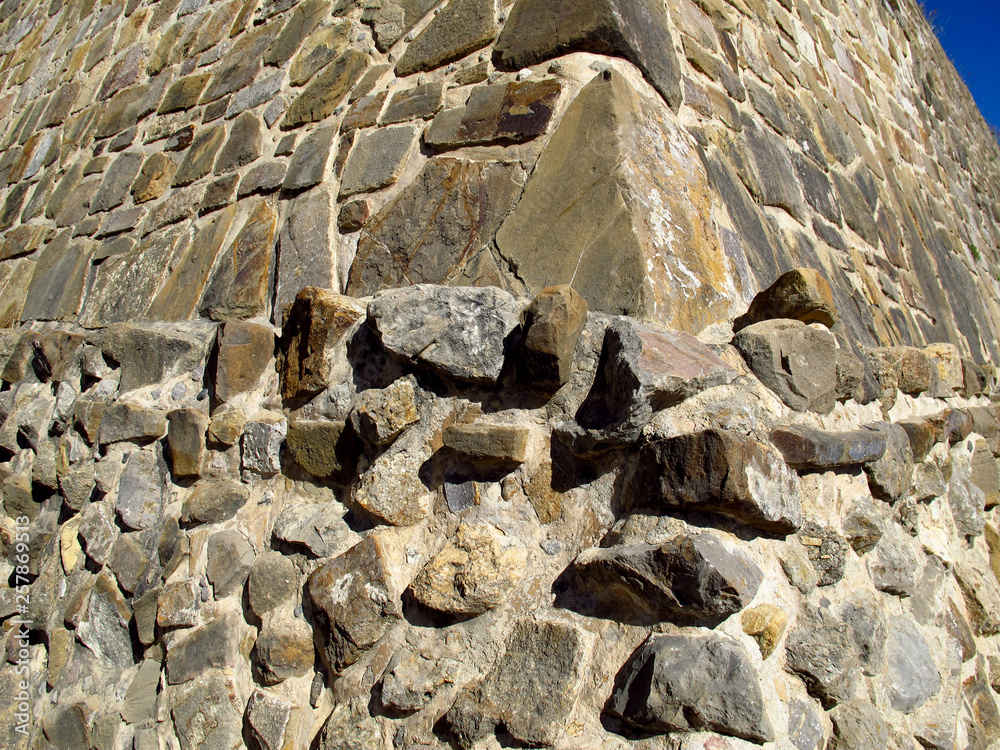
[627,429,802,533]
[827,701,889,750]
[90,152,144,214]
[264,0,328,67]
[495,0,681,109]
[971,440,1000,507]
[281,125,336,192]
[201,19,283,103]
[255,616,314,684]
[215,320,274,402]
[353,431,433,526]
[865,346,933,395]
[157,580,200,628]
[382,650,460,713]
[346,158,526,295]
[341,91,388,132]
[797,521,849,586]
[788,699,825,750]
[519,285,587,392]
[886,616,940,713]
[273,501,353,558]
[770,424,887,469]
[19,233,93,322]
[863,422,914,501]
[350,377,419,446]
[395,0,498,76]
[246,690,297,750]
[608,632,774,743]
[495,71,733,329]
[733,319,838,413]
[172,125,226,186]
[242,417,287,473]
[733,268,837,332]
[445,619,588,748]
[121,659,162,725]
[158,74,212,114]
[443,422,530,463]
[368,285,520,384]
[286,420,352,477]
[97,404,168,445]
[925,342,964,395]
[842,499,883,554]
[307,535,404,673]
[564,533,762,626]
[115,451,167,530]
[337,199,371,232]
[248,551,299,618]
[282,49,368,128]
[166,409,208,478]
[102,322,216,392]
[742,603,788,659]
[897,417,938,463]
[214,111,262,174]
[181,480,250,524]
[288,21,354,85]
[949,471,986,539]
[409,523,528,616]
[339,124,419,198]
[207,529,255,599]
[955,560,1000,636]
[381,81,445,124]
[170,670,244,750]
[785,608,859,708]
[166,610,245,684]
[278,288,364,400]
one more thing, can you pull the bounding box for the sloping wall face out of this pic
[2,0,1000,749]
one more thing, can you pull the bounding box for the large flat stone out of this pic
[395,0,498,76]
[90,152,144,214]
[101,321,217,391]
[19,233,93,322]
[770,424,887,470]
[339,124,419,198]
[282,49,368,128]
[282,125,336,192]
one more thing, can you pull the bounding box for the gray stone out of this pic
[564,533,762,626]
[239,161,287,197]
[842,499,883,554]
[213,320,273,404]
[107,530,162,595]
[248,551,299,617]
[157,579,200,628]
[785,607,859,708]
[733,319,837,413]
[282,49,369,128]
[102,322,216,392]
[396,0,498,76]
[864,422,914,501]
[170,670,244,750]
[827,701,889,749]
[495,0,681,109]
[353,429,433,526]
[770,424,887,469]
[608,632,774,743]
[98,404,168,445]
[368,285,520,384]
[265,0,328,67]
[841,594,888,676]
[443,422,530,463]
[831,170,878,246]
[172,125,226,186]
[158,74,212,114]
[227,70,285,119]
[214,111,262,174]
[886,616,940,713]
[246,690,295,750]
[519,285,588,392]
[255,616,314,684]
[115,451,167,531]
[341,91,387,132]
[288,21,354,85]
[955,560,1000,636]
[339,124,419,198]
[120,658,161,725]
[382,650,461,712]
[742,118,806,220]
[78,500,119,565]
[362,0,438,51]
[242,417,286,474]
[868,525,919,597]
[181,480,250,524]
[43,703,89,749]
[282,125,336,192]
[272,501,353,557]
[626,429,802,534]
[207,529,255,598]
[733,268,838,332]
[202,19,283,103]
[90,152,144,214]
[949,472,986,539]
[381,81,445,124]
[445,619,588,748]
[19,233,93,322]
[788,699,825,750]
[797,521,848,586]
[166,610,244,684]
[972,440,1000,507]
[307,535,404,673]
[350,377,419,446]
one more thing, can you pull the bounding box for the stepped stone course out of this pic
[2,0,1000,747]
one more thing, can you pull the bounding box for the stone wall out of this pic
[2,0,1000,748]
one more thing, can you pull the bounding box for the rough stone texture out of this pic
[339,124,419,198]
[171,670,245,750]
[396,0,499,76]
[864,423,914,501]
[886,616,940,714]
[215,320,274,402]
[785,608,859,708]
[181,480,249,524]
[734,268,838,331]
[442,422,530,463]
[771,424,887,470]
[608,632,774,743]
[282,49,368,128]
[368,285,520,384]
[206,528,255,598]
[733,319,838,413]
[627,429,802,533]
[564,533,762,626]
[282,125,336,192]
[286,420,351,477]
[742,604,788,660]
[519,285,588,392]
[350,377,419,446]
[102,322,216,392]
[167,409,208,478]
[827,701,889,749]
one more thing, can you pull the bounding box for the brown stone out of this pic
[172,125,226,186]
[381,81,445,124]
[742,604,789,659]
[288,21,353,86]
[286,420,352,477]
[733,268,838,332]
[337,199,371,233]
[167,409,209,478]
[443,422,530,463]
[519,285,587,392]
[395,0,499,76]
[215,320,274,402]
[158,74,212,114]
[282,49,369,129]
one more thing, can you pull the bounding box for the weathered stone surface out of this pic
[362,0,437,51]
[496,71,733,329]
[519,285,587,392]
[103,322,216,392]
[564,533,762,626]
[206,529,255,599]
[886,616,940,713]
[339,124,419,198]
[396,0,498,76]
[246,690,296,750]
[158,74,212,114]
[733,319,838,413]
[215,320,273,402]
[98,404,168,445]
[240,161,287,198]
[256,615,315,683]
[382,81,445,124]
[273,501,353,557]
[742,604,788,659]
[955,560,1000,636]
[307,535,404,672]
[157,579,200,628]
[172,125,225,187]
[242,417,287,474]
[368,285,520,384]
[346,158,526,295]
[843,499,884,554]
[785,608,859,708]
[19,233,93,322]
[897,417,938,463]
[214,111,262,174]
[171,670,244,750]
[446,619,588,748]
[771,424,887,469]
[827,701,889,749]
[972,440,1000,507]
[353,430,433,526]
[249,551,299,617]
[202,19,282,103]
[289,21,353,85]
[864,422,914,501]
[443,422,530,463]
[167,409,208,478]
[382,649,460,713]
[201,200,278,320]
[734,268,838,332]
[166,610,245,684]
[608,632,774,743]
[282,49,368,128]
[797,521,849,586]
[115,450,167,530]
[949,470,986,539]
[121,658,161,725]
[342,91,386,132]
[350,377,419,446]
[409,523,528,616]
[265,0,328,67]
[286,420,351,477]
[865,346,934,395]
[181,480,249,524]
[278,288,364,400]
[90,152,144,214]
[496,0,681,109]
[925,342,965,395]
[282,125,336,192]
[627,429,802,533]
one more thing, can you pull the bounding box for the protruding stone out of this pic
[207,528,255,598]
[495,0,682,109]
[733,268,837,331]
[924,342,964,395]
[209,410,247,447]
[608,632,774,743]
[102,322,216,392]
[797,521,849,586]
[409,523,528,616]
[350,377,419,446]
[166,610,245,684]
[286,420,352,477]
[864,422,914,501]
[273,501,353,558]
[395,0,499,76]
[742,604,788,659]
[255,616,315,684]
[172,125,226,186]
[446,619,588,748]
[115,451,168,530]
[955,560,1000,636]
[307,535,404,673]
[242,416,287,474]
[785,607,859,708]
[246,690,297,750]
[865,346,933,395]
[563,533,762,626]
[897,417,938,463]
[368,285,520,384]
[519,285,587,392]
[337,199,371,233]
[181,480,249,524]
[282,49,368,128]
[214,111,262,174]
[215,320,274,402]
[771,424,887,469]
[443,422,530,463]
[282,125,336,192]
[733,319,838,413]
[90,152,145,214]
[289,21,353,85]
[353,432,432,526]
[97,404,167,445]
[249,551,299,618]
[338,124,419,198]
[167,409,208,478]
[157,579,200,628]
[627,429,802,533]
[158,74,212,114]
[278,288,365,400]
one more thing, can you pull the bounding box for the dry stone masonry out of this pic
[1,0,1000,748]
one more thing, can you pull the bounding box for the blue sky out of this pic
[919,1,1000,133]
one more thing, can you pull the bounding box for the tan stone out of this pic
[742,604,789,659]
